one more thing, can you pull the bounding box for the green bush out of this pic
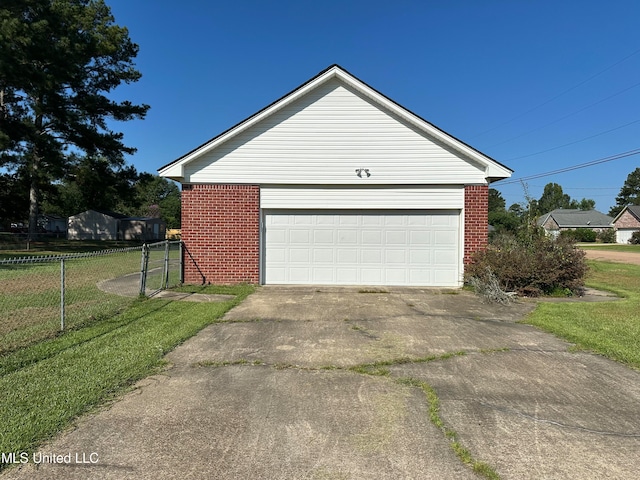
[630,231,640,245]
[560,228,597,242]
[596,228,616,244]
[466,233,588,297]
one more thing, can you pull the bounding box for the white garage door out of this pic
[616,229,637,244]
[263,210,460,286]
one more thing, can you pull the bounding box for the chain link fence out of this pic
[140,241,182,296]
[0,241,182,355]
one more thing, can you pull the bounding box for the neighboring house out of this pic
[159,65,513,287]
[612,205,640,244]
[121,217,166,241]
[41,214,67,234]
[68,210,127,240]
[68,210,166,241]
[537,209,613,237]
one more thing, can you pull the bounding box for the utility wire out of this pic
[498,148,640,185]
[486,79,640,148]
[471,46,640,139]
[505,118,640,160]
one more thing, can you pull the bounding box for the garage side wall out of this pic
[463,185,488,265]
[181,184,260,284]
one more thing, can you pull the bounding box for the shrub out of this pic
[596,228,616,244]
[560,228,597,242]
[630,231,640,245]
[466,233,588,297]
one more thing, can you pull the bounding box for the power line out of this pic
[505,118,640,161]
[498,148,640,185]
[486,79,640,148]
[471,46,640,139]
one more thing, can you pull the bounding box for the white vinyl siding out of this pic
[260,186,464,210]
[263,210,461,287]
[184,79,486,185]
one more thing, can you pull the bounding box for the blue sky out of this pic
[106,0,640,214]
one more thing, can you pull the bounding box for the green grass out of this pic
[0,284,255,470]
[524,260,640,369]
[0,251,143,354]
[578,244,640,252]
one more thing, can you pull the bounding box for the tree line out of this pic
[0,160,181,230]
[1,0,156,235]
[490,167,640,234]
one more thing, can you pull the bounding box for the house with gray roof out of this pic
[611,205,640,244]
[537,209,613,238]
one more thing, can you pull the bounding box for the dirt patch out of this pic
[583,249,640,265]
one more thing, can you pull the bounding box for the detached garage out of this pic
[159,65,512,287]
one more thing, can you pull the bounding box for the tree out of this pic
[537,183,572,215]
[576,198,595,211]
[42,154,139,217]
[536,182,595,215]
[609,168,640,217]
[0,172,30,229]
[133,174,181,228]
[488,188,506,214]
[0,0,149,237]
[487,189,521,235]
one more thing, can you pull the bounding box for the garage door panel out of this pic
[386,250,406,264]
[314,230,334,243]
[362,231,382,244]
[289,248,310,262]
[264,210,460,286]
[313,248,334,263]
[338,230,358,243]
[435,230,456,244]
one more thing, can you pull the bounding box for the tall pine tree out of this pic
[0,0,149,236]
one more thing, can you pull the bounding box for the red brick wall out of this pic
[614,210,640,229]
[464,185,488,265]
[181,184,260,284]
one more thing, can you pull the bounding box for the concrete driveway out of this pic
[4,287,640,479]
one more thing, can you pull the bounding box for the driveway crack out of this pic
[477,401,640,438]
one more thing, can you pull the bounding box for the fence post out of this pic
[139,244,149,296]
[163,240,170,289]
[60,258,65,331]
[179,241,184,284]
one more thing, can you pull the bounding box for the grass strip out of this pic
[0,284,255,470]
[348,351,467,376]
[578,244,640,252]
[397,377,500,480]
[524,260,640,369]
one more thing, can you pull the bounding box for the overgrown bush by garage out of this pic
[466,232,588,297]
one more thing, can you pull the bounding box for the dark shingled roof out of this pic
[537,209,613,229]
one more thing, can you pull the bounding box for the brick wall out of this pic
[181,184,260,284]
[614,210,640,229]
[464,185,488,265]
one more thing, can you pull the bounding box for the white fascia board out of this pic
[158,162,184,181]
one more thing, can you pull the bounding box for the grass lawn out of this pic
[524,260,640,369]
[0,249,143,354]
[578,243,640,253]
[0,284,255,471]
